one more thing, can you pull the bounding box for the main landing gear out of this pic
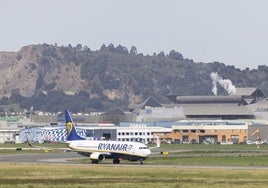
[138,159,143,165]
[113,158,120,164]
[91,160,99,164]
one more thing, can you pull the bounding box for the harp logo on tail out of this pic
[66,122,73,135]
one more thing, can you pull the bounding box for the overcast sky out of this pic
[1,0,267,69]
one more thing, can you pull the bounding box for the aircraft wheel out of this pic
[139,159,143,165]
[113,158,120,164]
[91,160,99,164]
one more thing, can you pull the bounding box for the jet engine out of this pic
[89,152,105,161]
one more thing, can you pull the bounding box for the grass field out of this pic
[1,163,268,187]
[2,143,268,187]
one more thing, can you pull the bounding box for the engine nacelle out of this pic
[89,152,105,161]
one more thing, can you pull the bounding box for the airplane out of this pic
[64,110,156,164]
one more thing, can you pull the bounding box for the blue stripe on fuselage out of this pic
[101,152,147,161]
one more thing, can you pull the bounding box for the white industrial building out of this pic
[0,116,35,143]
[19,122,171,144]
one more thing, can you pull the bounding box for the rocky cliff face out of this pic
[0,44,145,111]
[0,47,37,97]
[0,45,85,98]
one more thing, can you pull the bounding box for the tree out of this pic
[76,44,82,50]
[100,44,107,51]
[83,45,90,51]
[10,89,24,103]
[115,45,128,54]
[168,50,183,60]
[158,51,165,57]
[107,43,115,52]
[0,96,9,105]
[130,46,137,55]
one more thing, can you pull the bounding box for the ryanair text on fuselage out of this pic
[98,143,133,152]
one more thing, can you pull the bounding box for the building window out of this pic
[199,130,205,133]
[182,130,189,133]
[231,135,239,144]
[191,130,196,133]
[222,135,226,142]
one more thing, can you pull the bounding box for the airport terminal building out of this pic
[156,120,248,144]
[19,123,171,144]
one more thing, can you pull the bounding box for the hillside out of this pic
[0,43,267,113]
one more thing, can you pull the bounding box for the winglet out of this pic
[156,135,160,148]
[65,110,85,141]
[149,135,160,150]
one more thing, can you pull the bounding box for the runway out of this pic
[1,152,268,170]
[0,152,85,164]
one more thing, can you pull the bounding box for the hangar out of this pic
[166,87,266,105]
[135,87,266,121]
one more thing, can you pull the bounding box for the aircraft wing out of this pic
[26,141,71,152]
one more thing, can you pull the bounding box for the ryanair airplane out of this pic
[65,110,153,164]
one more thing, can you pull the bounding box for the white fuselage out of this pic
[67,140,151,159]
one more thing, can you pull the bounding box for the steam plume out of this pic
[210,72,236,95]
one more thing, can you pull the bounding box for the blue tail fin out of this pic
[65,110,85,141]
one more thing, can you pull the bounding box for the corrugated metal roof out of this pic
[102,108,125,116]
[175,95,242,104]
[183,105,254,116]
[133,96,162,114]
[231,87,258,96]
